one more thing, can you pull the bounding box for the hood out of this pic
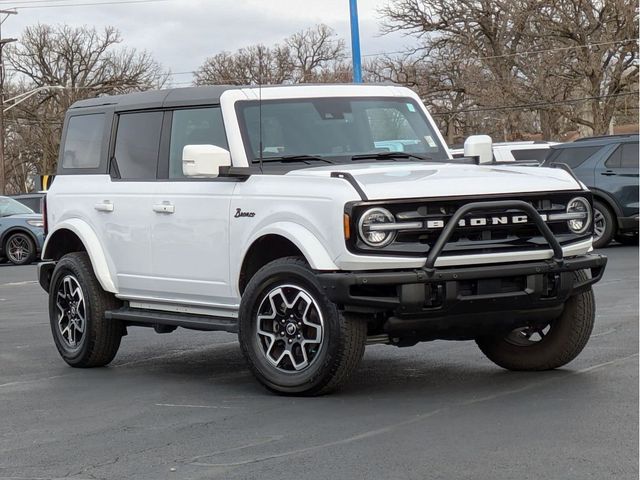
[286,162,582,200]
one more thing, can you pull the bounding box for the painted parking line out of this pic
[0,280,38,288]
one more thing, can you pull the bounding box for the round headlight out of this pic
[566,197,591,234]
[358,207,396,247]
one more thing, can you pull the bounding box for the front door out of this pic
[150,106,236,309]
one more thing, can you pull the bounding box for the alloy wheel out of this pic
[593,209,606,242]
[255,285,324,372]
[55,275,87,349]
[7,235,31,264]
[504,324,551,347]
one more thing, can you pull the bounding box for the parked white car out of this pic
[38,85,606,395]
[450,141,559,164]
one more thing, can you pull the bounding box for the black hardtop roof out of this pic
[68,83,382,111]
[552,133,638,149]
[69,85,241,111]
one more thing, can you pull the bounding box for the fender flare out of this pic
[589,187,623,218]
[243,222,338,271]
[43,219,118,293]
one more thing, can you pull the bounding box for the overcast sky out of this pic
[3,0,412,85]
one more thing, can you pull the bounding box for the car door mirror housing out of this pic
[464,135,493,165]
[182,145,231,177]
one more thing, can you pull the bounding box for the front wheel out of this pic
[476,270,595,371]
[238,257,367,396]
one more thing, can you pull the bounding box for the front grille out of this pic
[347,191,591,257]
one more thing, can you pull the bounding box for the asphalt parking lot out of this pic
[0,246,638,480]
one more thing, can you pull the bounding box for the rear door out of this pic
[100,110,162,298]
[595,142,639,216]
[150,106,237,309]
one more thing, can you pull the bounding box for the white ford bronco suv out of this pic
[38,84,607,395]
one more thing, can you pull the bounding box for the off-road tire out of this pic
[476,270,595,371]
[49,252,124,367]
[238,257,367,396]
[4,232,36,265]
[593,201,615,249]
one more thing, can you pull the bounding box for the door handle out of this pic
[94,201,114,212]
[152,202,175,214]
[601,170,617,176]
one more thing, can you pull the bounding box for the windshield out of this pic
[0,197,34,217]
[236,97,449,164]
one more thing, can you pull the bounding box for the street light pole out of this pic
[0,8,17,195]
[349,0,362,83]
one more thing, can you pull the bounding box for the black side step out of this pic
[105,308,238,333]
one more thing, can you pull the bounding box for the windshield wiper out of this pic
[261,154,334,164]
[351,152,432,162]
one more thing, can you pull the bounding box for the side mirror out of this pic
[464,135,493,165]
[182,145,231,177]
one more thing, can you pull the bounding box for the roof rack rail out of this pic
[574,134,639,142]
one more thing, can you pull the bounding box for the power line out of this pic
[13,0,173,9]
[429,91,639,116]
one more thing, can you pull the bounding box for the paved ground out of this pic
[0,246,637,480]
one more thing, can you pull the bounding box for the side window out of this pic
[113,111,163,180]
[62,114,105,169]
[169,107,228,178]
[605,146,622,168]
[621,143,639,168]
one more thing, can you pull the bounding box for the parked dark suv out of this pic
[544,134,639,248]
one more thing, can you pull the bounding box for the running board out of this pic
[105,308,238,333]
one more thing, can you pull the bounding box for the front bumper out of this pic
[317,254,607,340]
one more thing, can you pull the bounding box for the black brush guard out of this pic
[317,200,607,339]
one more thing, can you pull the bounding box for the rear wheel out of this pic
[5,232,36,265]
[592,201,615,249]
[49,252,124,367]
[476,270,595,371]
[238,257,367,396]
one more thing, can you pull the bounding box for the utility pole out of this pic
[349,0,362,83]
[0,8,17,195]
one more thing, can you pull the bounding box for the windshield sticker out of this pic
[406,103,416,112]
[424,135,437,147]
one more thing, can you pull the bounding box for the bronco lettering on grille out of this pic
[426,214,548,229]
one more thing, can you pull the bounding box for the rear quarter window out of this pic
[61,114,106,169]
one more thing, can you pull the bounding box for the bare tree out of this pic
[194,24,346,86]
[194,44,293,85]
[285,24,346,82]
[4,24,167,187]
[379,0,639,138]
